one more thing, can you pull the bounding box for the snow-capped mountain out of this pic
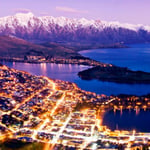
[0,12,150,44]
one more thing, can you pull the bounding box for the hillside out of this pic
[0,36,80,60]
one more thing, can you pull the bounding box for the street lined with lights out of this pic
[0,64,150,149]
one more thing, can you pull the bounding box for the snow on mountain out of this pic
[0,12,150,44]
[0,12,148,31]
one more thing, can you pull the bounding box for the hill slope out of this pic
[0,36,80,60]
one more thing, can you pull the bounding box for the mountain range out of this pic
[0,12,150,44]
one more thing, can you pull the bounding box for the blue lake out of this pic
[80,43,150,72]
[103,109,150,132]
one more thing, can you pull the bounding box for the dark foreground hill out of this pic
[0,36,81,60]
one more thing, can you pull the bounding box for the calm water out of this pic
[103,109,150,132]
[1,43,150,96]
[0,62,90,82]
[80,43,150,72]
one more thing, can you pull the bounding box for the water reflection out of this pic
[40,63,47,76]
[10,62,90,81]
[1,61,150,96]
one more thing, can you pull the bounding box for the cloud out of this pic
[13,8,31,13]
[39,12,49,16]
[56,6,88,14]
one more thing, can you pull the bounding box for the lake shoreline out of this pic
[78,65,150,84]
[1,44,150,96]
[2,53,149,86]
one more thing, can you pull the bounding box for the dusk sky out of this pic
[1,0,150,25]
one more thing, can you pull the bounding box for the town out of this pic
[0,64,150,150]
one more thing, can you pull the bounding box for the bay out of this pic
[103,109,150,132]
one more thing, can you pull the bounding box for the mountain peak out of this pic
[13,12,35,26]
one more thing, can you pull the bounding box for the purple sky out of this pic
[1,0,150,25]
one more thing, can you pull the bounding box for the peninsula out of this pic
[78,66,150,84]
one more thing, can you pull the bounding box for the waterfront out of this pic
[0,63,150,149]
[1,44,150,96]
[1,44,149,134]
